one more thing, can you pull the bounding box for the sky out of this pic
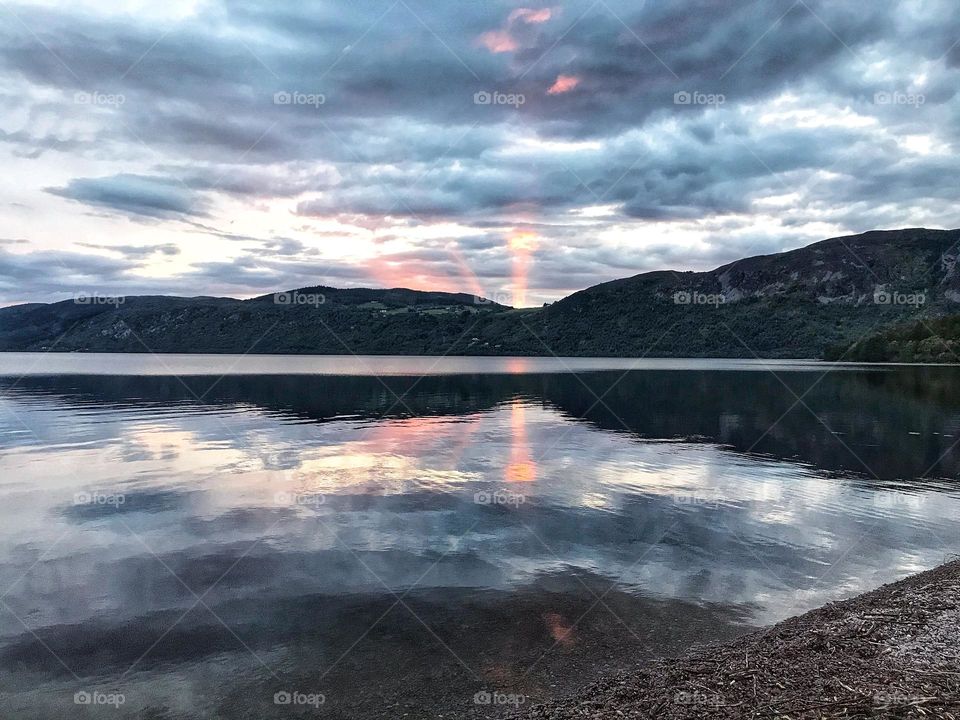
[0,0,958,307]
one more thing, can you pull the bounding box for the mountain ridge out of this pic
[2,227,959,358]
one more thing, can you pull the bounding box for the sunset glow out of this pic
[477,6,554,55]
[507,229,539,307]
[505,400,537,483]
[477,29,518,54]
[547,74,581,95]
[3,2,959,717]
[508,7,553,24]
[0,0,951,312]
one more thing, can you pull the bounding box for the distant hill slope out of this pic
[516,228,960,358]
[0,288,512,355]
[1,228,958,358]
[825,314,960,363]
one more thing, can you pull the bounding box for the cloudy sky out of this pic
[0,0,957,306]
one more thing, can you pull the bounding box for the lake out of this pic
[0,354,958,719]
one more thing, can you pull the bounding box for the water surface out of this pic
[0,355,958,718]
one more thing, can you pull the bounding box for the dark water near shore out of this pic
[1,355,959,718]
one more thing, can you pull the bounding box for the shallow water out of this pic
[0,355,958,718]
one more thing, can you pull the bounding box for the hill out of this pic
[0,288,512,355]
[1,228,958,358]
[518,228,960,357]
[825,313,960,362]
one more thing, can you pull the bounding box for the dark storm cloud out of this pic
[76,242,182,259]
[457,235,505,251]
[0,128,86,158]
[0,0,958,302]
[289,117,867,223]
[160,163,339,199]
[0,243,370,303]
[260,238,310,257]
[0,0,932,148]
[180,255,373,293]
[47,174,208,219]
[0,246,133,301]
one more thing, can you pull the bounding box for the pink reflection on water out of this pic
[506,399,536,483]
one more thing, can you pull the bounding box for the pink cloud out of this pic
[547,74,580,94]
[508,7,553,24]
[477,7,553,54]
[477,29,519,53]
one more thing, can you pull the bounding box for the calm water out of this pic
[0,355,959,719]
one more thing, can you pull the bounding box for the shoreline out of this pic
[514,559,960,719]
[4,350,960,369]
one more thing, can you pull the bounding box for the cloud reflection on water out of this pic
[0,363,959,718]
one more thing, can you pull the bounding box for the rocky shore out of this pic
[514,559,960,719]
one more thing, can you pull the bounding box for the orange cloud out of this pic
[508,7,553,24]
[477,7,553,55]
[477,30,518,53]
[547,74,580,95]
